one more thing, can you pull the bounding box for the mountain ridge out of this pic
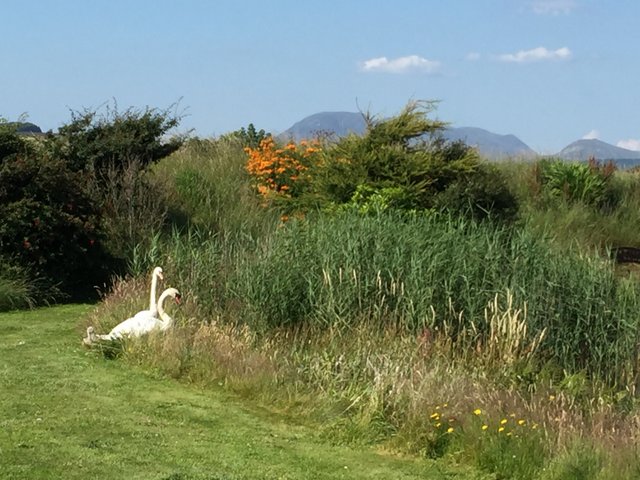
[556,138,640,161]
[279,111,640,163]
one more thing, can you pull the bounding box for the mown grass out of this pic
[1,305,487,479]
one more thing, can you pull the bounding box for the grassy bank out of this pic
[83,213,640,479]
[0,305,485,479]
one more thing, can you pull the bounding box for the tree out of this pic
[46,104,185,176]
[317,101,477,209]
[224,123,270,148]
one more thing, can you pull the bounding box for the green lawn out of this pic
[0,305,484,480]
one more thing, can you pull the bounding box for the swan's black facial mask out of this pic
[174,294,182,305]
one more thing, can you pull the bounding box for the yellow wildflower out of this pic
[430,413,439,419]
[447,427,454,434]
[518,419,526,426]
[481,425,489,431]
[498,427,505,433]
[435,422,441,428]
[500,419,508,425]
[473,409,482,416]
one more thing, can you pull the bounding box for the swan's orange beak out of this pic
[174,293,182,305]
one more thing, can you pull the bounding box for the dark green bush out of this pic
[0,107,185,302]
[312,101,518,220]
[46,104,184,176]
[435,163,519,222]
[534,158,617,209]
[316,101,460,208]
[45,104,185,266]
[0,150,112,298]
[0,120,31,160]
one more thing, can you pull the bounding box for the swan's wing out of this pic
[111,310,162,338]
[133,309,159,321]
[108,316,138,338]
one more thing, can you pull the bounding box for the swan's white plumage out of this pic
[133,266,164,320]
[84,288,181,344]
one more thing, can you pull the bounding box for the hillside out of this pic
[443,126,537,158]
[280,111,537,159]
[280,111,366,141]
[556,138,640,161]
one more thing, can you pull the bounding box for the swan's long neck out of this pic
[157,290,174,330]
[149,269,161,312]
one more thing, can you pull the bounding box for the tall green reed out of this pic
[230,211,640,387]
[154,137,279,238]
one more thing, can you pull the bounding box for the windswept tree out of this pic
[314,101,518,220]
[46,104,185,176]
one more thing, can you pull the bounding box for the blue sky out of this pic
[2,0,639,153]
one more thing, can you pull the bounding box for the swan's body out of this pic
[133,266,164,320]
[84,288,181,345]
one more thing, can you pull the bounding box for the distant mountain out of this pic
[556,138,640,161]
[8,122,43,134]
[280,112,536,159]
[443,127,537,159]
[280,112,366,141]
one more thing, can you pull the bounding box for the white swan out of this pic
[84,288,181,344]
[134,266,164,319]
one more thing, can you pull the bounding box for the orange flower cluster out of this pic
[245,137,321,201]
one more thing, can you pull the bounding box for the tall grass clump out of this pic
[0,265,35,311]
[231,211,640,387]
[155,137,279,239]
[499,159,640,252]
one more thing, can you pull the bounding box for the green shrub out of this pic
[535,158,616,208]
[435,163,519,222]
[315,101,466,208]
[46,104,184,176]
[0,149,112,299]
[311,102,518,221]
[339,184,419,214]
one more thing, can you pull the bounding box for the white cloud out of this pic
[617,139,640,151]
[360,55,441,74]
[530,0,577,15]
[466,52,481,61]
[582,129,599,140]
[497,46,572,63]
